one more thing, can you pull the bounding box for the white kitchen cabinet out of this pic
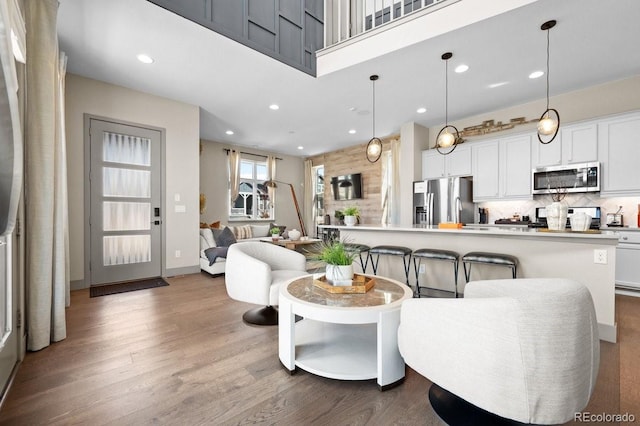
[421,145,472,180]
[598,111,640,196]
[472,136,532,201]
[532,120,598,167]
[472,140,500,200]
[501,134,532,198]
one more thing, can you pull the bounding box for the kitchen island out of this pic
[321,224,619,342]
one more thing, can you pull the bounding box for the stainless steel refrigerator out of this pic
[413,177,474,225]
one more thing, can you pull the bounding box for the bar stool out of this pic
[343,243,371,273]
[412,248,460,298]
[461,252,518,282]
[368,245,412,285]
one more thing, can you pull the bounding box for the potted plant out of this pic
[334,210,344,225]
[311,239,356,285]
[269,227,281,241]
[343,206,360,226]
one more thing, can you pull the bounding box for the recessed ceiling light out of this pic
[269,104,280,110]
[225,130,234,135]
[488,82,509,88]
[348,107,357,112]
[136,53,154,64]
[529,71,544,79]
[348,129,356,134]
[454,64,469,73]
[297,146,304,150]
[416,107,427,114]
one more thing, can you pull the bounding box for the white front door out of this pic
[88,119,162,285]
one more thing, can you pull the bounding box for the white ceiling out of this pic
[57,0,640,157]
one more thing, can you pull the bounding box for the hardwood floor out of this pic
[0,273,637,425]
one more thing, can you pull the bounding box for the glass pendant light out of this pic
[436,52,460,155]
[366,75,382,163]
[537,20,560,144]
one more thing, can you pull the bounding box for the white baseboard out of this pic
[598,323,617,343]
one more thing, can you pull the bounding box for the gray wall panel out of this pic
[279,17,302,64]
[147,0,323,76]
[248,22,276,52]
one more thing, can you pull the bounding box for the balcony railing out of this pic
[324,0,447,48]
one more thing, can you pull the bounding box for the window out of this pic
[229,158,273,220]
[312,165,324,226]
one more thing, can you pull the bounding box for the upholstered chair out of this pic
[398,278,600,425]
[225,242,308,325]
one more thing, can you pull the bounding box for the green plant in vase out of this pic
[343,206,360,226]
[310,239,356,285]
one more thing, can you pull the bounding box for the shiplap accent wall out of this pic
[307,136,397,225]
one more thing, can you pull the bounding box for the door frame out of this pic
[83,114,166,287]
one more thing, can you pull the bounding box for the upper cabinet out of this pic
[532,120,598,167]
[422,145,472,180]
[472,135,532,201]
[598,111,640,196]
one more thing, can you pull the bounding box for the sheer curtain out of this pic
[25,0,69,351]
[228,149,240,206]
[266,155,276,207]
[303,159,313,237]
[380,138,401,225]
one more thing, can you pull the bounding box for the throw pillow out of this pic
[233,224,253,240]
[214,226,237,247]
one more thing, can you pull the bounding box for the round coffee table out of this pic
[278,274,412,390]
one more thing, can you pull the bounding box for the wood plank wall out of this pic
[307,136,398,225]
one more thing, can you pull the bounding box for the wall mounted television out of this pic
[330,173,363,200]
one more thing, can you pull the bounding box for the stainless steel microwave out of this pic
[532,162,600,194]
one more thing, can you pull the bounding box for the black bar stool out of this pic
[343,243,371,273]
[461,252,518,282]
[412,248,460,298]
[368,245,412,285]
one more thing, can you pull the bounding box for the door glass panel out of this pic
[103,202,151,231]
[103,132,151,166]
[103,168,151,198]
[103,235,151,266]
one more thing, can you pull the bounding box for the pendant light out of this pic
[537,20,560,144]
[366,74,382,163]
[435,52,460,155]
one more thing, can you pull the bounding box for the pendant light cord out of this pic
[444,58,449,126]
[546,27,550,112]
[372,78,376,137]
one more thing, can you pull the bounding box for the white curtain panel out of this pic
[0,0,23,237]
[266,154,277,207]
[389,138,401,224]
[303,159,313,236]
[25,0,68,350]
[228,149,240,205]
[380,150,391,225]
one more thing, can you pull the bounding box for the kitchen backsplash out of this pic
[477,195,640,228]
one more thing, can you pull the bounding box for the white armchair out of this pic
[398,278,600,425]
[225,242,308,325]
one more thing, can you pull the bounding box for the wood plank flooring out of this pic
[0,273,636,425]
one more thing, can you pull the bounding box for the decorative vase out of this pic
[271,234,280,241]
[288,229,301,240]
[546,201,568,230]
[344,215,357,226]
[325,264,354,286]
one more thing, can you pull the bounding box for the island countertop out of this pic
[318,224,620,244]
[321,223,619,342]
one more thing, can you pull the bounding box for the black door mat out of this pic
[90,277,169,297]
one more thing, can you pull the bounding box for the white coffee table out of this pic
[278,274,412,390]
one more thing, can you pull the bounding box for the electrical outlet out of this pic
[175,250,181,258]
[419,264,426,274]
[593,249,607,264]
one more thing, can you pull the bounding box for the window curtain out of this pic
[0,0,23,237]
[303,159,312,236]
[266,155,276,207]
[228,149,240,206]
[380,138,401,225]
[24,0,69,351]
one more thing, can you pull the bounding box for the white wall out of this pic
[66,74,200,286]
[199,139,305,232]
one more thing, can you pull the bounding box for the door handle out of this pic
[152,220,161,225]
